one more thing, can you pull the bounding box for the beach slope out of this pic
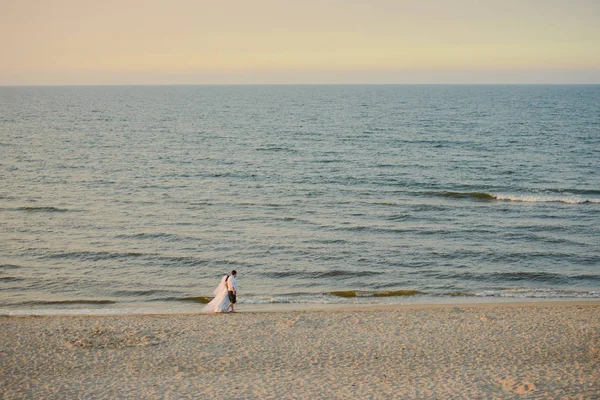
[1,302,599,399]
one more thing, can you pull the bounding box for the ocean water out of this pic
[1,85,599,314]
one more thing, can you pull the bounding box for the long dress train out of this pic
[202,275,230,313]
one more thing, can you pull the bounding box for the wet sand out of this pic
[1,301,599,399]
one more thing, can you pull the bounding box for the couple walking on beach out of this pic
[203,270,239,313]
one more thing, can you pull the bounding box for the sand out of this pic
[1,301,599,399]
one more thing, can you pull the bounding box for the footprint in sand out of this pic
[498,378,537,395]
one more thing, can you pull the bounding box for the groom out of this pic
[225,270,238,312]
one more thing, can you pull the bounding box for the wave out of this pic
[235,291,425,304]
[46,251,148,261]
[490,271,600,284]
[427,271,600,285]
[0,264,22,270]
[443,291,477,297]
[236,297,294,304]
[475,288,600,299]
[164,296,212,304]
[266,270,385,279]
[481,271,567,284]
[267,271,305,279]
[386,213,411,221]
[316,270,384,278]
[18,300,116,306]
[112,289,177,297]
[2,288,598,312]
[12,206,73,212]
[302,238,350,245]
[536,188,600,196]
[115,232,181,241]
[494,194,600,204]
[251,288,599,303]
[255,146,297,153]
[0,277,23,282]
[440,288,600,299]
[187,200,214,206]
[326,290,424,298]
[441,192,497,201]
[329,225,410,234]
[422,191,600,204]
[410,204,450,212]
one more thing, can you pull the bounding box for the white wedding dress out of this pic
[202,275,230,313]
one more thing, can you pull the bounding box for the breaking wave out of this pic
[326,290,424,298]
[475,288,600,299]
[422,191,600,204]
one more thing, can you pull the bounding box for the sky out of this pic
[1,0,599,85]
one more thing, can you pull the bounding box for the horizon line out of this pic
[2,82,600,88]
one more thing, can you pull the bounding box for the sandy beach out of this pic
[1,301,599,399]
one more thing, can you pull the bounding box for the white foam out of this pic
[495,194,600,205]
[475,288,600,299]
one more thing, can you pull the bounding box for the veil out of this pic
[202,275,230,312]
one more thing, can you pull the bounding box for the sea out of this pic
[1,84,599,315]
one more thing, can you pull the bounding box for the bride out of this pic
[202,274,230,313]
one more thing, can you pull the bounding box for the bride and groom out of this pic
[203,270,239,313]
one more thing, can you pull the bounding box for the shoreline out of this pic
[2,297,600,317]
[236,298,600,314]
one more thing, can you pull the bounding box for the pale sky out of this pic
[1,0,599,85]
